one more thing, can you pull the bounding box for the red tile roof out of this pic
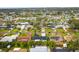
[18,32,32,42]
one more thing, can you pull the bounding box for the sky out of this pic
[0,0,79,8]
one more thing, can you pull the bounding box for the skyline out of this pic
[0,0,78,8]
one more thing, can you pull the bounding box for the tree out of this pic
[47,41,56,49]
[67,40,76,51]
[68,19,79,29]
[29,40,36,47]
[67,39,79,51]
[35,41,43,46]
[74,39,79,50]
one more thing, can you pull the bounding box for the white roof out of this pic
[41,32,46,36]
[20,22,29,24]
[0,34,18,42]
[0,36,13,42]
[17,22,29,25]
[30,46,48,52]
[56,47,63,49]
[21,25,25,30]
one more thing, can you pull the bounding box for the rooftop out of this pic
[30,46,49,52]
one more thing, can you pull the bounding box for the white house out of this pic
[0,34,19,42]
[30,46,49,52]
